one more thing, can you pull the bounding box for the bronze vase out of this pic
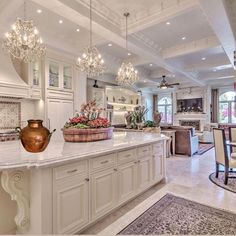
[16,120,56,153]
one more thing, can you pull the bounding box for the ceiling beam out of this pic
[162,36,219,59]
[198,0,235,66]
[31,0,205,86]
[127,0,199,34]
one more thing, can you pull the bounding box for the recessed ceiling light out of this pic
[59,20,63,24]
[127,52,131,56]
[166,22,171,25]
[182,36,186,40]
[213,69,217,72]
[108,43,112,47]
[201,57,206,61]
[37,9,42,14]
[149,63,153,67]
[76,28,80,32]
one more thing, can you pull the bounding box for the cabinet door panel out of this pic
[53,178,89,234]
[137,157,152,192]
[48,99,73,141]
[117,162,136,204]
[153,154,163,182]
[91,168,116,220]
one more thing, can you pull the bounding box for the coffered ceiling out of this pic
[0,0,235,91]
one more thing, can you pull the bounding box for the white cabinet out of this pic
[47,59,73,91]
[51,142,165,234]
[117,161,137,204]
[53,176,89,234]
[137,156,152,192]
[90,168,117,221]
[152,154,164,182]
[47,99,74,141]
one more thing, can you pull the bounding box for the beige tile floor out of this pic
[81,148,236,235]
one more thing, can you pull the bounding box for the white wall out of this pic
[74,71,87,112]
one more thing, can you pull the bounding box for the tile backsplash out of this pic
[0,101,21,130]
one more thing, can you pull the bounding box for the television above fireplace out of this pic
[177,98,203,113]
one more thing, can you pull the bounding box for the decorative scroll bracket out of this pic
[1,170,30,234]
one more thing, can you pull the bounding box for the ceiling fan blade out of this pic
[169,83,180,86]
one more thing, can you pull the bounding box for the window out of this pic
[219,91,236,123]
[157,96,172,124]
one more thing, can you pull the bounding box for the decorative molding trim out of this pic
[1,170,30,233]
[131,33,162,54]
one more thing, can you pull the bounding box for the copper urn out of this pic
[16,120,56,153]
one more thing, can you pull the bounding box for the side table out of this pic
[161,130,176,157]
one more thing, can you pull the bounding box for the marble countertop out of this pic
[0,132,168,170]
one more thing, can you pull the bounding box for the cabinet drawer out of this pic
[53,160,88,181]
[153,142,163,155]
[137,145,152,158]
[117,149,136,165]
[90,153,115,172]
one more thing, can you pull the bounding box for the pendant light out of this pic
[76,0,105,78]
[2,0,46,63]
[116,13,139,86]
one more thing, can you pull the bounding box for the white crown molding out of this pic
[78,0,121,28]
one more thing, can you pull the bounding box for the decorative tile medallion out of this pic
[0,101,21,130]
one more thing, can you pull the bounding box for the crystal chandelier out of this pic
[76,0,105,78]
[116,13,139,86]
[2,1,46,63]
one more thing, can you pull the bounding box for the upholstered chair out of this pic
[213,128,236,185]
[229,127,236,154]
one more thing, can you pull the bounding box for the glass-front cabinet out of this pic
[49,61,60,88]
[47,59,73,91]
[63,65,72,90]
[32,61,41,87]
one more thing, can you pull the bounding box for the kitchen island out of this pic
[0,132,168,234]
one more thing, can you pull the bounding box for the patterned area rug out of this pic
[197,143,214,155]
[209,171,236,193]
[118,194,236,235]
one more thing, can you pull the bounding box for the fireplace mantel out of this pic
[174,113,210,131]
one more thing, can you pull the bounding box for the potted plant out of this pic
[131,106,148,130]
[62,100,113,142]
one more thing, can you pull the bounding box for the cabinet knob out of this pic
[134,161,137,164]
[85,178,90,182]
[114,168,117,171]
[138,160,141,163]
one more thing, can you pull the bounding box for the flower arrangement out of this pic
[62,101,113,142]
[64,100,110,129]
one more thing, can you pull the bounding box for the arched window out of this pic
[157,96,172,124]
[219,91,236,123]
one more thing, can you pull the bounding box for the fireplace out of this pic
[179,120,200,130]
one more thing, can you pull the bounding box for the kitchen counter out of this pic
[0,132,167,170]
[0,132,168,235]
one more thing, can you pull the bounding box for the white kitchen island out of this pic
[0,132,168,234]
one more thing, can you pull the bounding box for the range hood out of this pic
[0,50,29,98]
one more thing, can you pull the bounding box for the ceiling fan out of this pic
[158,75,180,89]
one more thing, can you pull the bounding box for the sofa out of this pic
[196,123,218,143]
[161,125,199,156]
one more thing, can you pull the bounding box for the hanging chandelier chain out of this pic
[90,0,92,47]
[124,12,129,52]
[23,0,26,21]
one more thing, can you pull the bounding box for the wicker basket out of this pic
[62,127,114,142]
